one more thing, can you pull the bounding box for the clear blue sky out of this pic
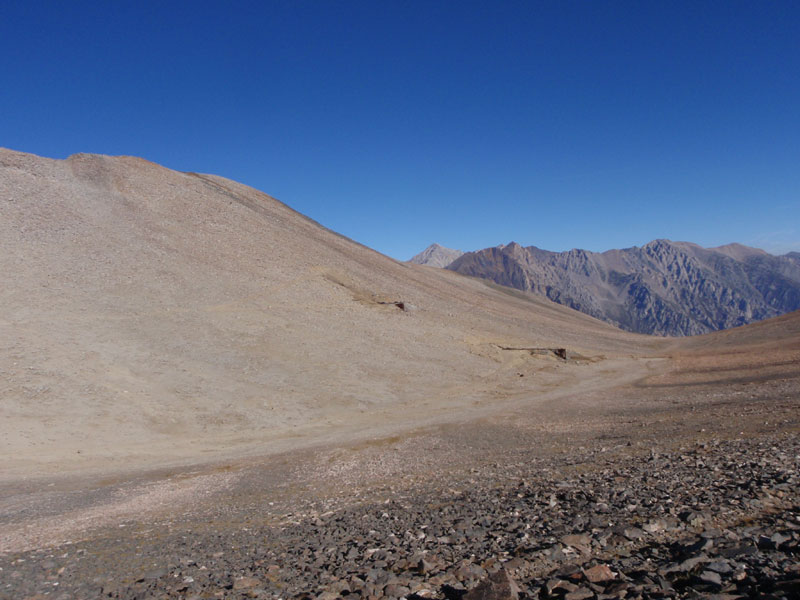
[2,1,799,259]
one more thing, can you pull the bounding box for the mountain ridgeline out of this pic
[436,240,800,336]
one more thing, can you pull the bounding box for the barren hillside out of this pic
[1,149,663,478]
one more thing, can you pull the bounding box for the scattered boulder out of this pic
[463,569,520,600]
[583,563,616,583]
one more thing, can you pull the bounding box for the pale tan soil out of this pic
[2,313,797,555]
[0,148,663,481]
[1,148,798,559]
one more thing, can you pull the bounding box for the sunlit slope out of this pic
[654,310,800,390]
[1,149,658,472]
[675,309,800,352]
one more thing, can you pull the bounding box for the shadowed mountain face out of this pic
[409,243,464,268]
[447,240,800,336]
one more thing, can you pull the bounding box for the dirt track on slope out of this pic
[1,354,666,555]
[2,328,798,557]
[1,346,798,598]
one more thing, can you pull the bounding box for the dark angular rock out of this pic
[623,527,645,540]
[583,564,616,583]
[698,570,722,587]
[546,578,579,595]
[563,588,594,600]
[706,560,733,574]
[463,569,520,600]
[454,562,487,583]
[561,534,591,548]
[384,583,411,598]
[417,557,438,575]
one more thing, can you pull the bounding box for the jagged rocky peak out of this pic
[446,238,800,336]
[492,241,529,259]
[408,243,464,268]
[642,238,685,256]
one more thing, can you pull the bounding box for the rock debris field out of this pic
[3,434,799,600]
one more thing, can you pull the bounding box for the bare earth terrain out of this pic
[1,149,798,599]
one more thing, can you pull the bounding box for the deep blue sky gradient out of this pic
[2,1,799,258]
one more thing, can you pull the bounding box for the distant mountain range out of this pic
[410,241,800,336]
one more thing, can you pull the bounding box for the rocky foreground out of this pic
[2,433,798,600]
